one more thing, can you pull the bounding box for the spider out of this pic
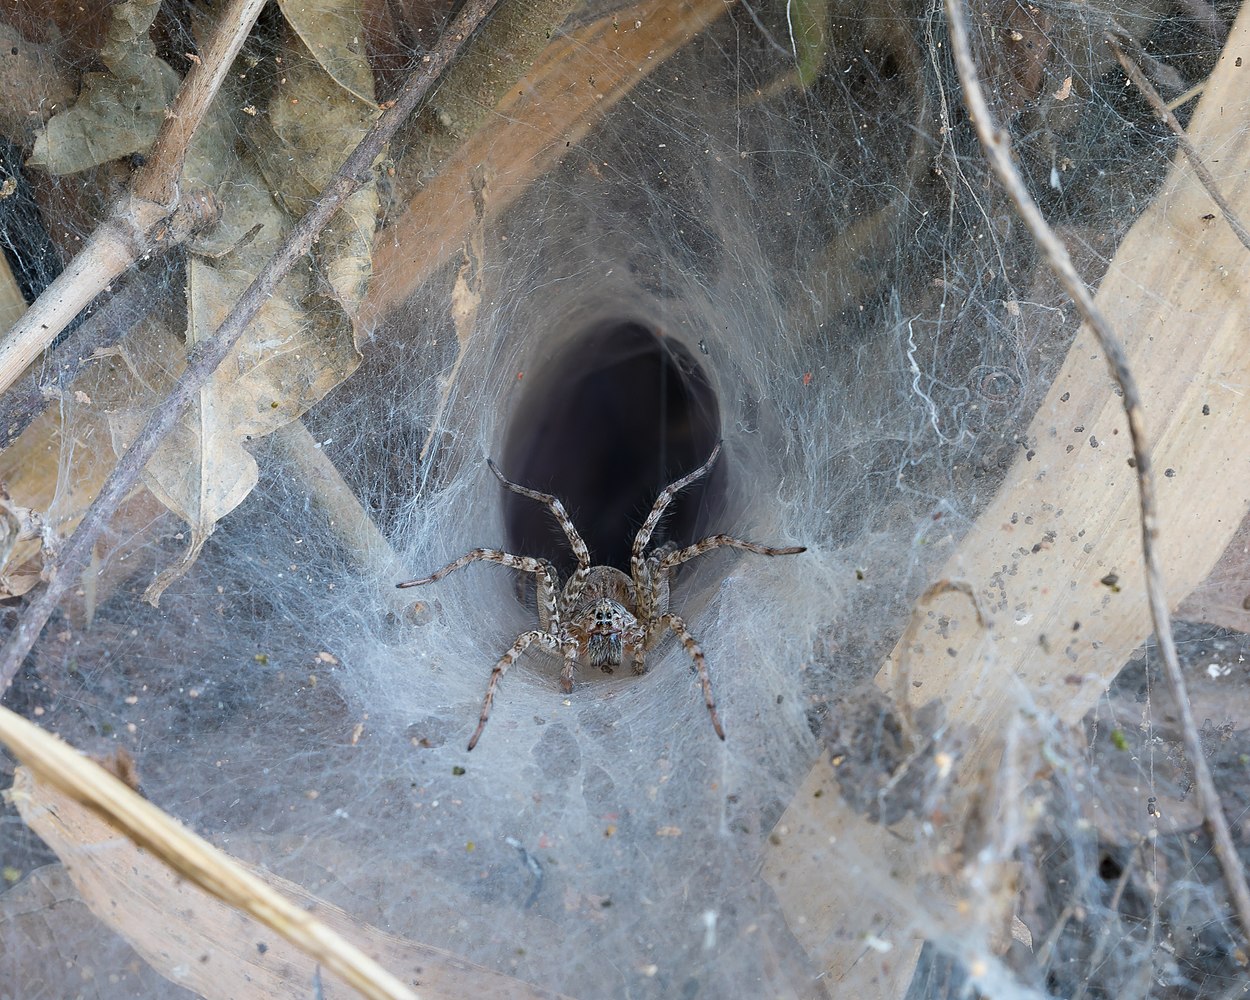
[397,442,805,750]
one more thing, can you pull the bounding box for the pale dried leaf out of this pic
[258,34,379,314]
[1011,914,1033,951]
[100,0,163,73]
[11,768,571,1000]
[451,254,480,340]
[0,864,182,998]
[0,491,46,599]
[276,0,378,106]
[28,0,179,174]
[98,67,367,600]
[0,384,162,614]
[108,244,359,603]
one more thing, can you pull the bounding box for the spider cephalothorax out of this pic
[398,442,805,749]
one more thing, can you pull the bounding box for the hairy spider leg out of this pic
[659,534,807,572]
[630,442,722,623]
[641,533,804,635]
[468,629,560,750]
[487,459,593,607]
[660,612,725,740]
[558,637,579,693]
[625,618,654,677]
[397,548,562,630]
[630,440,723,568]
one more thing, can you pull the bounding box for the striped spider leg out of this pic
[398,443,805,749]
[627,443,806,738]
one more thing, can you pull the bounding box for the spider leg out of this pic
[628,623,650,676]
[659,534,806,572]
[487,460,592,603]
[468,629,556,750]
[631,557,664,645]
[559,638,578,693]
[398,548,561,625]
[661,612,725,740]
[630,441,722,576]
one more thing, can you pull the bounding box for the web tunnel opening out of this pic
[499,320,724,579]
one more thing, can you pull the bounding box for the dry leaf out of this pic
[0,864,177,998]
[9,767,570,1000]
[28,0,179,174]
[276,0,379,107]
[92,20,377,602]
[1011,914,1033,951]
[257,29,380,314]
[1053,75,1073,100]
[0,490,47,599]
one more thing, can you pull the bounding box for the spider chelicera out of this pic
[398,442,805,749]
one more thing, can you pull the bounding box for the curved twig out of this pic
[1106,31,1250,254]
[945,0,1250,946]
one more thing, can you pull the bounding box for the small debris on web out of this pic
[822,682,958,826]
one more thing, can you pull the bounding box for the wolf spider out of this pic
[398,443,805,749]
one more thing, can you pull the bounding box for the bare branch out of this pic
[0,0,505,694]
[135,0,268,207]
[0,280,161,448]
[945,0,1250,944]
[0,0,265,399]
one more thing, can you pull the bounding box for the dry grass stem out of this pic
[0,0,504,694]
[945,0,1250,945]
[1107,31,1250,254]
[0,704,419,1000]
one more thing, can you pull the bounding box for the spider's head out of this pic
[586,598,627,668]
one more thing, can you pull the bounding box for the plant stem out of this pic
[0,0,266,399]
[945,0,1250,947]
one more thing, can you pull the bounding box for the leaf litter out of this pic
[21,0,383,602]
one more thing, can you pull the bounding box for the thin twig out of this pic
[0,0,505,693]
[944,0,1250,945]
[1107,32,1250,254]
[0,705,419,1000]
[0,0,265,398]
[891,578,988,738]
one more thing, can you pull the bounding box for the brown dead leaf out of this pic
[1053,75,1073,100]
[259,29,380,315]
[276,0,379,107]
[1011,914,1033,951]
[107,237,359,605]
[93,23,376,602]
[28,0,179,173]
[421,182,485,460]
[0,489,47,598]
